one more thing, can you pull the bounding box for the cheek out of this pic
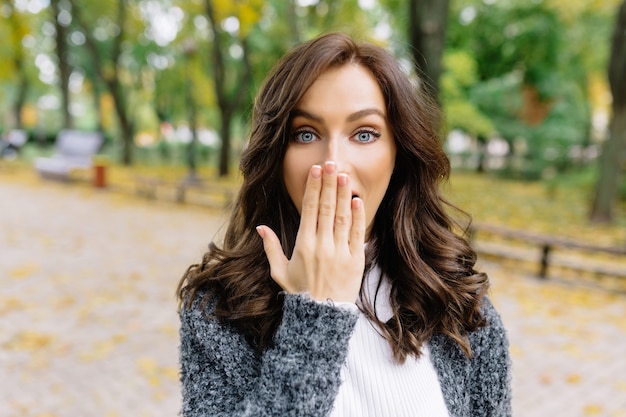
[363,153,396,220]
[364,175,391,217]
[282,149,311,212]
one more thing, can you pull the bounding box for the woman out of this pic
[177,32,511,417]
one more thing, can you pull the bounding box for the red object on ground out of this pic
[94,164,106,188]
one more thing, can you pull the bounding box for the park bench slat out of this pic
[470,222,626,278]
[133,176,234,209]
[471,223,626,255]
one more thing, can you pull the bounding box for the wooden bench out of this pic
[134,176,234,209]
[34,130,103,181]
[469,222,626,278]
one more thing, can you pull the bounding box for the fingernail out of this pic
[324,161,336,174]
[338,173,348,187]
[256,226,265,238]
[351,197,362,209]
[311,165,322,178]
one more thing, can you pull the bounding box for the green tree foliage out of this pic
[446,0,597,179]
[449,2,561,92]
[441,50,494,138]
[0,0,620,193]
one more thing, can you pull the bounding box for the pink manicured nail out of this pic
[351,198,362,209]
[338,173,348,187]
[324,161,336,174]
[311,165,322,178]
[255,226,265,238]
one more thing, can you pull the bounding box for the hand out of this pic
[256,161,366,303]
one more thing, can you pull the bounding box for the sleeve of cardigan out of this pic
[469,298,513,417]
[179,293,359,417]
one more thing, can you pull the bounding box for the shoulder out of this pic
[429,297,508,358]
[179,289,217,331]
[468,297,509,358]
[467,297,512,416]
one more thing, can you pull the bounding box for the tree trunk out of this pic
[408,0,450,102]
[109,78,134,165]
[91,77,104,133]
[218,110,232,177]
[184,45,200,182]
[590,111,626,223]
[71,0,134,164]
[590,0,626,223]
[51,0,73,129]
[13,67,27,129]
[7,3,27,129]
[205,0,253,177]
[110,0,133,165]
[287,0,301,46]
[205,0,229,177]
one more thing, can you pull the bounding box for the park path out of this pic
[1,174,625,417]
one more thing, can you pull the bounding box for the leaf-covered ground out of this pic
[447,172,625,247]
[0,164,625,416]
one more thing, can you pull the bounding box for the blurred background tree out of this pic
[590,0,626,223]
[70,0,150,165]
[0,0,624,222]
[408,0,450,101]
[0,0,41,130]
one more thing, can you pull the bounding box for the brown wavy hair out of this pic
[177,32,488,362]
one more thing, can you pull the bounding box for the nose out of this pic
[324,136,348,173]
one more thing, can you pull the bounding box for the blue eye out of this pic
[354,130,380,143]
[293,130,317,143]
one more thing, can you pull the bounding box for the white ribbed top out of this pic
[329,265,450,417]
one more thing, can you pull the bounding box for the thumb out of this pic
[256,225,288,286]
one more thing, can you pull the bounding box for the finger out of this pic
[256,225,289,288]
[348,197,366,256]
[299,165,323,236]
[334,173,352,245]
[317,161,337,239]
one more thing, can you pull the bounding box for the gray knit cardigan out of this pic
[179,293,512,417]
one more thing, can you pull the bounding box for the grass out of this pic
[447,170,625,248]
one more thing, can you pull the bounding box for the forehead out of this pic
[295,64,386,114]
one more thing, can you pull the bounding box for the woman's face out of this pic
[283,63,397,237]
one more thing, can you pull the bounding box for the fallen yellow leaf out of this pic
[137,357,158,374]
[4,331,52,351]
[80,335,126,362]
[28,351,52,370]
[0,297,26,315]
[566,373,581,384]
[583,404,604,416]
[163,366,179,380]
[8,263,40,280]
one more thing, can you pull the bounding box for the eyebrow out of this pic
[292,108,387,123]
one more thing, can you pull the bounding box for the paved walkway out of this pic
[1,175,625,417]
